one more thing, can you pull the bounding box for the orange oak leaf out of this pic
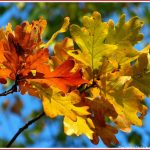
[27,59,88,93]
[0,30,11,83]
[13,17,47,53]
[0,18,47,82]
[19,48,50,77]
[0,17,72,92]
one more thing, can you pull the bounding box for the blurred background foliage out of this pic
[0,2,150,148]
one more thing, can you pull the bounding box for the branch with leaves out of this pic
[0,11,149,147]
[5,83,94,147]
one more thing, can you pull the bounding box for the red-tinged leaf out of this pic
[91,124,118,146]
[27,59,88,93]
[91,97,118,146]
[19,81,40,97]
[20,48,50,76]
[0,18,47,82]
[0,68,11,83]
[80,87,119,146]
[0,40,7,63]
[14,17,47,52]
[0,38,18,80]
[3,34,20,77]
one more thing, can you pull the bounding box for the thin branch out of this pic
[0,83,17,96]
[6,111,45,147]
[0,75,19,96]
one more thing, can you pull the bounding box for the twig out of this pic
[0,83,17,96]
[0,75,19,96]
[6,111,45,147]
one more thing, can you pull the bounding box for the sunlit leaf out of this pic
[32,83,90,121]
[27,59,88,93]
[64,116,94,139]
[68,11,143,75]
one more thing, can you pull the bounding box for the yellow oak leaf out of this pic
[91,72,147,132]
[68,11,117,70]
[106,14,143,45]
[64,116,94,140]
[32,83,90,121]
[113,114,131,132]
[68,11,142,74]
[104,14,143,64]
[129,50,150,97]
[106,77,147,131]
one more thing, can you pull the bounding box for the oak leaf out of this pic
[32,83,90,121]
[0,18,48,82]
[27,59,88,93]
[64,116,94,140]
[129,48,150,97]
[0,11,149,147]
[68,11,143,76]
[106,76,147,131]
[92,123,118,146]
[87,88,118,146]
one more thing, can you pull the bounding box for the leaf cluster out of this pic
[0,11,149,147]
